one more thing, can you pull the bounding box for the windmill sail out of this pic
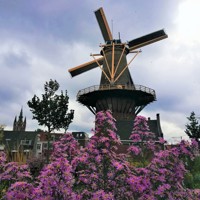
[128,29,167,51]
[68,57,104,77]
[94,7,113,42]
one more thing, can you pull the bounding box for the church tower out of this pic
[13,109,26,131]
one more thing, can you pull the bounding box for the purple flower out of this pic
[6,182,35,200]
[128,146,141,155]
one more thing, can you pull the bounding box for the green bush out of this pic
[184,156,200,189]
[193,173,200,188]
[184,172,194,188]
[191,156,200,173]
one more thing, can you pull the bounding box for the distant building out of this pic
[2,109,88,158]
[117,114,164,154]
[35,132,64,157]
[147,113,164,139]
[2,130,38,161]
[13,109,26,131]
[72,132,89,147]
[1,109,163,158]
[36,131,89,157]
[2,129,89,159]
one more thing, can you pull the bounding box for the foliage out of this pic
[6,182,36,200]
[34,128,45,132]
[27,79,74,133]
[184,155,200,189]
[27,156,46,179]
[1,110,200,199]
[72,110,134,199]
[0,151,32,199]
[185,111,200,143]
[50,133,80,163]
[128,116,165,167]
[4,155,79,199]
[27,79,74,162]
[7,150,28,164]
[4,139,28,164]
[34,157,79,200]
[133,140,198,199]
[0,125,5,144]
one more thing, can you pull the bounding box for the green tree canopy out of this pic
[0,125,5,141]
[185,111,200,143]
[27,79,74,163]
[27,79,74,133]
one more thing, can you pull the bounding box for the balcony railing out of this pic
[77,84,155,98]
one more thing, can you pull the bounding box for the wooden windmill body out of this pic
[69,8,167,140]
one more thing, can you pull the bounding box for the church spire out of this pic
[13,116,17,130]
[23,117,26,131]
[13,108,26,131]
[19,108,23,121]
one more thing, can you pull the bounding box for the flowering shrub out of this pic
[0,152,32,199]
[131,139,199,199]
[5,158,80,200]
[27,156,45,179]
[91,190,114,200]
[72,110,134,199]
[128,116,164,167]
[6,182,36,200]
[0,151,6,166]
[35,157,80,200]
[0,152,7,198]
[50,133,80,163]
[1,110,200,199]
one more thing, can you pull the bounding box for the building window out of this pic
[21,140,32,145]
[37,134,40,141]
[43,143,48,149]
[51,135,55,141]
[37,144,41,150]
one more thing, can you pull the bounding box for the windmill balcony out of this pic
[77,84,156,99]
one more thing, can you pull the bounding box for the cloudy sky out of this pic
[0,0,200,142]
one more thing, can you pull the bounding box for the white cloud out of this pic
[1,0,199,143]
[174,0,200,45]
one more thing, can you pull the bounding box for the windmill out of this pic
[68,7,167,140]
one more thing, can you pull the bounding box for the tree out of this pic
[0,125,5,151]
[27,79,74,162]
[185,111,200,144]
